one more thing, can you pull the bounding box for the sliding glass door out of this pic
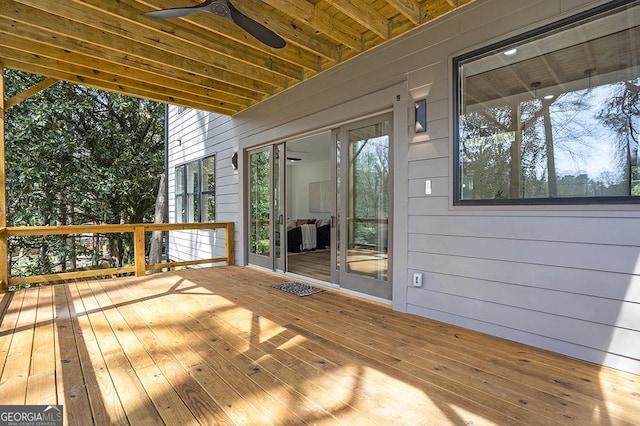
[247,113,392,300]
[248,147,272,268]
[338,114,392,299]
[248,145,285,270]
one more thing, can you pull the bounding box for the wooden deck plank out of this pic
[183,267,640,425]
[52,284,94,426]
[196,268,522,425]
[26,286,57,405]
[0,290,23,395]
[294,285,639,424]
[96,279,235,425]
[259,284,618,424]
[331,299,640,421]
[0,266,638,426]
[150,268,516,423]
[115,284,278,425]
[66,282,129,425]
[334,303,640,423]
[74,281,162,425]
[176,302,336,424]
[29,286,55,376]
[86,280,199,425]
[161,285,340,424]
[179,290,445,425]
[0,287,37,404]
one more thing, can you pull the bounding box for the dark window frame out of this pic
[175,154,216,222]
[452,0,640,206]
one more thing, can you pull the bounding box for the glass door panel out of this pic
[339,114,392,300]
[331,129,340,284]
[274,144,285,272]
[248,147,273,269]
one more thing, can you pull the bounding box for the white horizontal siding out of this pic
[407,252,640,302]
[165,0,640,374]
[401,0,638,374]
[408,234,640,275]
[408,215,640,246]
[166,106,241,264]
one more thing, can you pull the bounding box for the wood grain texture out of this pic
[0,266,637,425]
[0,0,469,114]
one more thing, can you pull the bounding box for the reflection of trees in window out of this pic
[250,151,270,255]
[202,156,216,221]
[455,3,640,204]
[597,81,640,195]
[350,130,389,248]
[459,82,640,201]
[460,108,513,199]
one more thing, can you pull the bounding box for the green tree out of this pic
[4,70,165,276]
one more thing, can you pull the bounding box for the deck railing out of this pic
[0,222,234,293]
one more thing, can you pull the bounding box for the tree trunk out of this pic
[543,105,557,197]
[148,174,166,273]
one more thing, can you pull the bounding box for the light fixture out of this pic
[531,81,541,98]
[504,48,518,56]
[415,99,427,133]
[543,94,554,100]
[287,157,302,162]
[231,152,238,170]
[584,68,596,88]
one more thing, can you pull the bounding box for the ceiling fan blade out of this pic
[228,3,286,49]
[145,0,213,19]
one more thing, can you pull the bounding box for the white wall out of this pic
[166,108,239,264]
[167,0,640,375]
[287,160,333,220]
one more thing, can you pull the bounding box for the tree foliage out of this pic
[4,70,165,275]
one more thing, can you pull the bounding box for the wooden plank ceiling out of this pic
[0,0,473,115]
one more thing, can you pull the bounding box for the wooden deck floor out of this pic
[0,266,638,425]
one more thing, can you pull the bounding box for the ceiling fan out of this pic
[145,0,286,49]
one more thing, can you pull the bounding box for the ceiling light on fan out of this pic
[145,0,286,49]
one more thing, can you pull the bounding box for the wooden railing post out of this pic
[0,227,7,292]
[134,225,146,277]
[1,63,7,293]
[225,222,235,266]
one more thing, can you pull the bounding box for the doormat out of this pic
[272,282,324,297]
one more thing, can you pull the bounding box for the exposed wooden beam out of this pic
[264,0,364,52]
[385,0,422,25]
[0,19,266,100]
[0,35,255,107]
[4,77,58,110]
[0,15,279,97]
[5,2,293,88]
[324,0,390,40]
[216,0,340,63]
[0,0,475,115]
[74,0,320,75]
[1,57,241,115]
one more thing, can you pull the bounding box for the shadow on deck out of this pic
[0,266,638,425]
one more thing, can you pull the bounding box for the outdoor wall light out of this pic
[231,152,238,170]
[415,99,427,133]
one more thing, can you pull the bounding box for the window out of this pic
[454,1,640,205]
[175,155,215,222]
[201,156,216,221]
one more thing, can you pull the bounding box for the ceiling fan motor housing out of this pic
[209,0,232,19]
